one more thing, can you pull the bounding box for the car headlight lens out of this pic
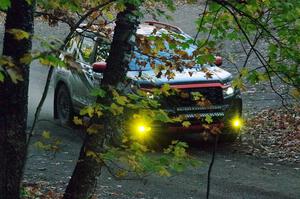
[223,86,234,97]
[146,92,154,99]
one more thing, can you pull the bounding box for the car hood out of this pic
[127,66,232,86]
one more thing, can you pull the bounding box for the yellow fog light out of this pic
[232,118,242,128]
[132,121,152,139]
[137,125,151,134]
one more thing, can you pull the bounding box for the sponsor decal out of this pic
[179,112,225,119]
[176,105,228,112]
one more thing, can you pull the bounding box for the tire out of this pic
[55,84,74,126]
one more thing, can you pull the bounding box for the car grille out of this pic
[163,87,223,107]
[161,87,225,122]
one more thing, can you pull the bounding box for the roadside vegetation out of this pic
[0,0,299,198]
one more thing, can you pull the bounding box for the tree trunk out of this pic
[0,0,34,198]
[63,4,140,199]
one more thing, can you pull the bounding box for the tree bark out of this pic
[63,4,140,199]
[0,0,34,199]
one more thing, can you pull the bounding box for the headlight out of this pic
[223,86,234,97]
[146,92,154,99]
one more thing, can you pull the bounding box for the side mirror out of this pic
[92,62,107,73]
[214,56,222,67]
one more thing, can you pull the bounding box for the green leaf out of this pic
[0,0,10,10]
[0,71,4,82]
[39,54,65,67]
[25,0,33,5]
[90,88,106,98]
[154,110,172,123]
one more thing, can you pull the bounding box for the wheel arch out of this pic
[54,80,72,119]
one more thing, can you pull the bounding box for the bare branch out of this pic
[194,0,208,43]
[34,11,75,27]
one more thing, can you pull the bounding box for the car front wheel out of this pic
[55,84,74,126]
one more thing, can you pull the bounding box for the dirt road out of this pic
[25,121,300,199]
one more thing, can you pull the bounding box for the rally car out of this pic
[53,21,242,140]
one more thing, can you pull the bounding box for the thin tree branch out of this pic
[212,0,282,46]
[34,11,75,27]
[206,134,219,199]
[194,0,208,43]
[220,2,289,108]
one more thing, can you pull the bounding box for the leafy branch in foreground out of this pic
[197,0,300,103]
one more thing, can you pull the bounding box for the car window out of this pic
[129,51,152,71]
[79,37,96,63]
[95,41,110,62]
[65,35,81,59]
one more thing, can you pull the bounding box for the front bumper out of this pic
[152,94,243,134]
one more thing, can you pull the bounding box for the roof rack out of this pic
[143,21,184,34]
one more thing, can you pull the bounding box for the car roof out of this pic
[76,21,187,39]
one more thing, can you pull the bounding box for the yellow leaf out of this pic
[80,106,94,117]
[291,88,300,99]
[34,141,45,150]
[161,83,171,93]
[232,78,246,91]
[39,57,51,66]
[115,2,126,12]
[85,150,98,159]
[0,56,15,67]
[73,116,83,126]
[87,124,103,135]
[7,68,23,83]
[115,95,128,106]
[107,12,115,21]
[182,121,191,128]
[159,167,171,177]
[7,29,30,40]
[110,103,124,115]
[205,115,213,124]
[116,170,127,177]
[20,53,32,64]
[42,131,51,139]
[240,68,249,77]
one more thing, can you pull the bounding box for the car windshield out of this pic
[129,36,197,71]
[94,29,197,71]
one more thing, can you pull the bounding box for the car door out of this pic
[70,35,98,108]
